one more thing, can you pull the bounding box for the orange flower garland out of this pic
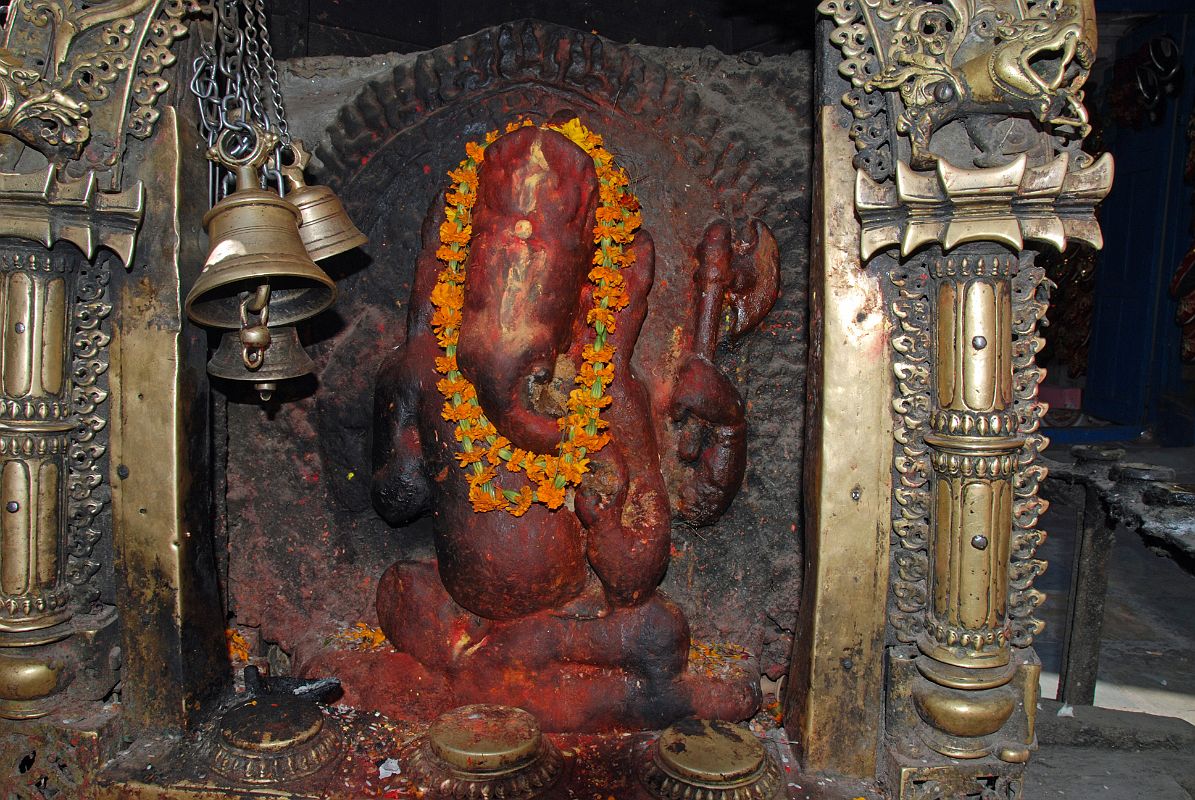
[431,118,640,515]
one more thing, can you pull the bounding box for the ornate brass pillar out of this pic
[0,4,221,790]
[0,243,86,718]
[915,244,1022,760]
[809,0,1112,796]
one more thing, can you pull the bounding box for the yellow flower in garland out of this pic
[430,117,640,514]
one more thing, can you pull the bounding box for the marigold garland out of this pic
[431,117,640,515]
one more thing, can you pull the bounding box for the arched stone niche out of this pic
[222,20,811,723]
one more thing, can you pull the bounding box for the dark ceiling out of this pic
[265,0,816,60]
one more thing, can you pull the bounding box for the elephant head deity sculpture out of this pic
[371,118,778,731]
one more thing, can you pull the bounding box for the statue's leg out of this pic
[452,590,759,728]
[375,559,489,673]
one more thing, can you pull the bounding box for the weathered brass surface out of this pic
[0,0,192,175]
[109,105,226,735]
[280,140,366,262]
[641,719,781,800]
[209,696,342,784]
[783,104,893,778]
[821,0,1097,171]
[207,325,315,397]
[0,241,103,719]
[429,704,541,773]
[0,700,125,797]
[816,0,1109,794]
[185,155,335,330]
[0,169,143,263]
[856,154,1113,260]
[405,704,563,798]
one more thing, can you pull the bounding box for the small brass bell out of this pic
[208,325,315,402]
[185,131,336,330]
[282,140,367,262]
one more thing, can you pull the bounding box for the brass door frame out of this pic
[786,4,1111,797]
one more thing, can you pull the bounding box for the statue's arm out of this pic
[574,230,671,607]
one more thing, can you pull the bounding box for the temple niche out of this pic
[222,21,811,729]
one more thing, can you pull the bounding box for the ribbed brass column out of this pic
[912,246,1021,759]
[0,243,77,720]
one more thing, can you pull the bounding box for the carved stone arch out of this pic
[312,20,801,226]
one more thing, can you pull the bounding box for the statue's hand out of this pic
[669,354,747,527]
[575,436,670,608]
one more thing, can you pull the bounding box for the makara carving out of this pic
[822,0,1098,172]
[0,0,193,170]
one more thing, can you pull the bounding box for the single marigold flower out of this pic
[455,447,486,467]
[587,307,618,332]
[465,141,486,163]
[505,448,529,472]
[465,463,497,487]
[595,205,622,224]
[559,455,590,483]
[447,165,476,186]
[430,280,464,311]
[581,343,613,363]
[469,483,510,513]
[509,485,535,516]
[440,221,472,245]
[526,456,558,484]
[485,436,511,464]
[595,285,631,310]
[571,429,611,451]
[536,480,566,510]
[431,305,462,333]
[436,376,469,397]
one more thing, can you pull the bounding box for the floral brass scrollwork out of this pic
[0,0,194,162]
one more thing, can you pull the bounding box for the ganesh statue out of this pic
[371,116,779,731]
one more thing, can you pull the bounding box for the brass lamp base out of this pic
[640,719,782,800]
[404,704,563,798]
[208,694,341,784]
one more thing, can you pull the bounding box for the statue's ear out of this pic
[624,227,655,306]
[726,219,779,342]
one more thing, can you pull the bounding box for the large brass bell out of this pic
[282,140,367,262]
[208,325,315,402]
[185,130,336,330]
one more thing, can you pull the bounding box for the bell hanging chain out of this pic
[188,0,295,205]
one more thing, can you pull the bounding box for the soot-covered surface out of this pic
[223,21,811,703]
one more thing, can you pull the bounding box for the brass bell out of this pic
[282,140,367,262]
[185,133,336,330]
[208,325,315,402]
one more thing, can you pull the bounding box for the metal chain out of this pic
[239,0,267,130]
[187,0,294,204]
[254,0,291,147]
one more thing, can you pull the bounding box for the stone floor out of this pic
[1026,440,1195,796]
